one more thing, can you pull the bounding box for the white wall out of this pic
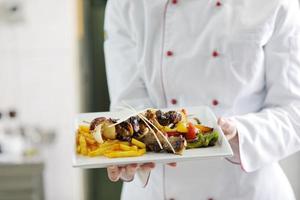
[0,0,83,199]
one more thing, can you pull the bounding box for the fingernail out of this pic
[107,167,120,182]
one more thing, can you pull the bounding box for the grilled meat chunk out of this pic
[115,121,133,141]
[155,110,182,126]
[89,117,107,132]
[167,136,186,154]
[128,116,140,133]
[142,132,186,154]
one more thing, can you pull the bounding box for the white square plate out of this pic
[73,106,233,169]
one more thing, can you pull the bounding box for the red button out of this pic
[212,99,219,106]
[216,1,222,6]
[171,99,177,105]
[166,51,174,56]
[172,0,178,4]
[212,50,219,57]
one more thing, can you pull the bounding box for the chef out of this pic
[103,0,300,199]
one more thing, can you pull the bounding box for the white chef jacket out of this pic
[104,0,300,199]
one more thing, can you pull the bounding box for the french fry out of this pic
[130,145,138,151]
[131,138,146,149]
[138,148,146,155]
[119,144,131,151]
[79,125,90,133]
[77,126,147,157]
[105,148,146,158]
[104,150,143,158]
[77,146,81,154]
[76,131,80,145]
[86,137,96,145]
[88,144,120,157]
[119,141,130,146]
[79,135,88,155]
[81,131,94,140]
[88,144,99,151]
[100,140,118,148]
[120,144,138,151]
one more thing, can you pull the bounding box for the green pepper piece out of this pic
[208,131,219,146]
[186,133,204,149]
[187,131,219,149]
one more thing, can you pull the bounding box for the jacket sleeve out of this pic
[233,0,300,172]
[104,0,153,111]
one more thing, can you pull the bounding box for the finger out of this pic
[107,165,121,182]
[225,119,237,132]
[121,164,138,181]
[225,132,236,140]
[140,162,155,171]
[167,162,177,167]
[218,118,236,135]
[218,118,237,141]
[218,118,231,130]
[218,117,226,126]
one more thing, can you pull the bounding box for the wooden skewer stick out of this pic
[108,110,144,127]
[108,104,154,128]
[111,102,164,150]
[138,114,176,154]
[137,113,163,150]
[122,102,175,154]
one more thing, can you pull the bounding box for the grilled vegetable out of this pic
[195,124,214,133]
[177,122,188,133]
[187,131,219,149]
[186,122,198,140]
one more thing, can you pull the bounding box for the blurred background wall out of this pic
[0,0,83,199]
[0,0,299,199]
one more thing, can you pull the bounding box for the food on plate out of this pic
[76,127,146,158]
[186,131,219,149]
[76,108,219,158]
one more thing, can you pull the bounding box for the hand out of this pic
[107,162,176,182]
[218,117,241,165]
[218,117,238,141]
